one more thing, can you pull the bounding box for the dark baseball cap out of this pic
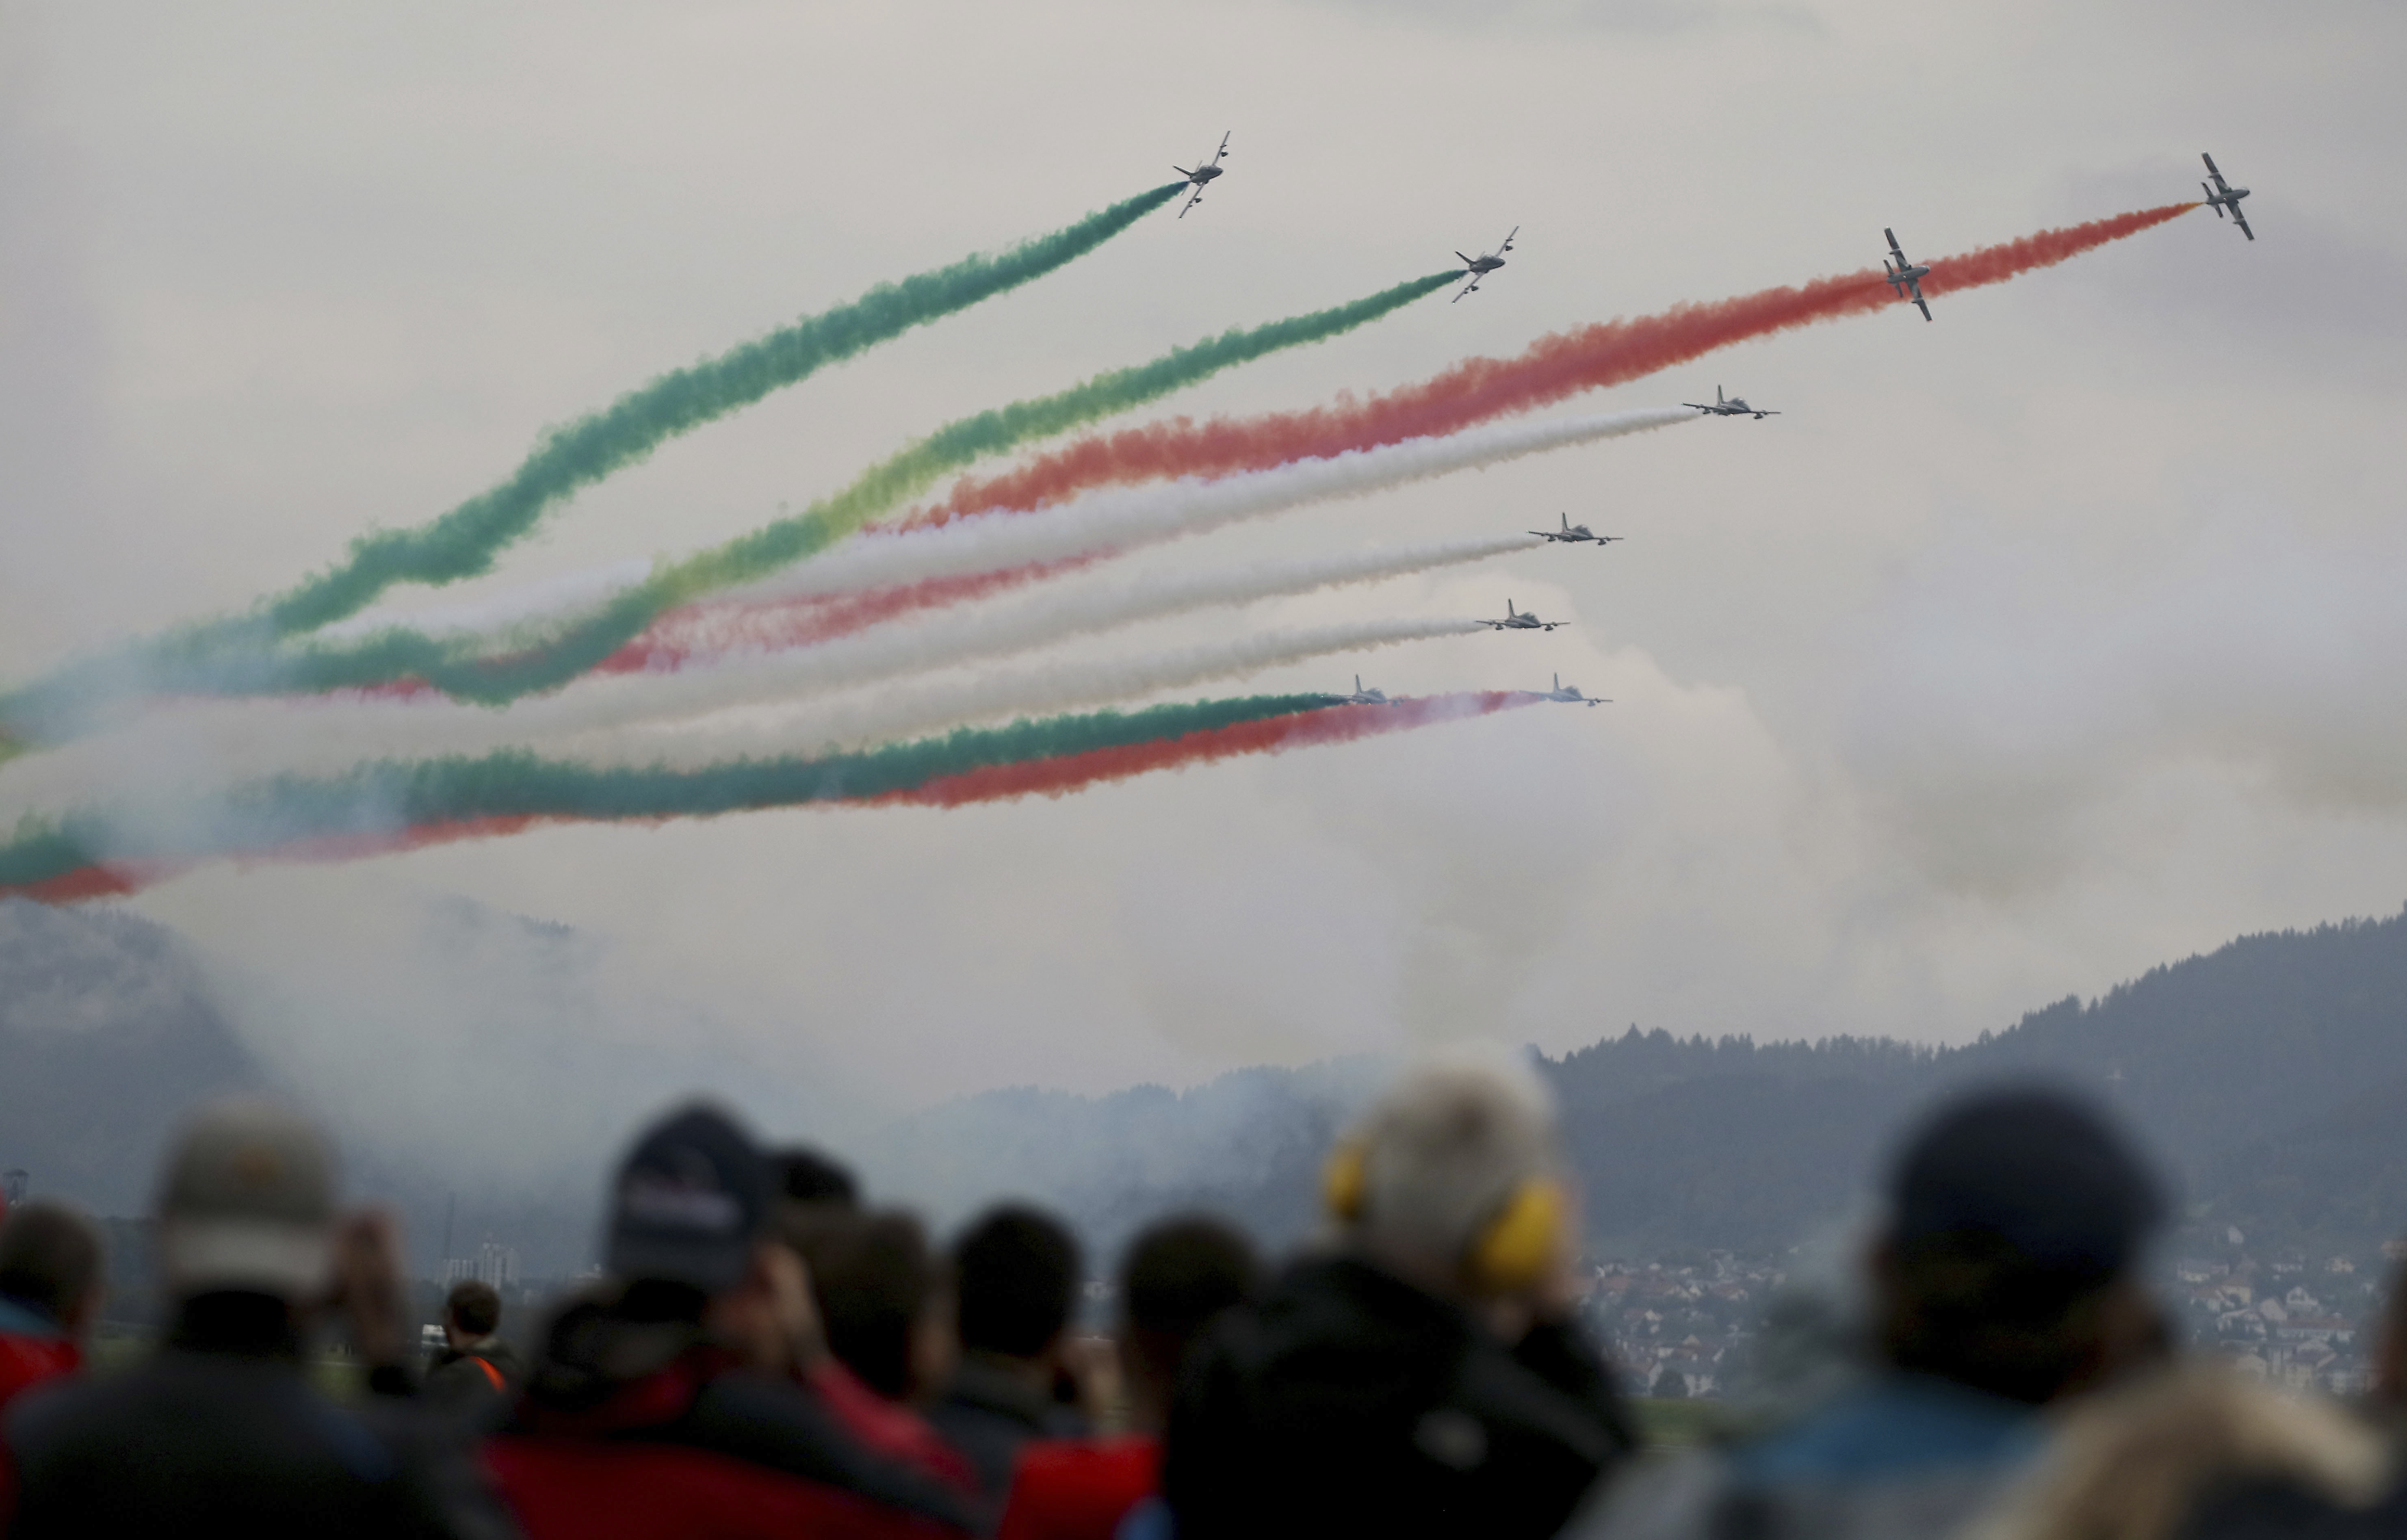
[605,1103,770,1294]
[1890,1085,2165,1283]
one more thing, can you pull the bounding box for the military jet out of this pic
[2201,153,2253,240]
[1540,673,1607,707]
[1452,227,1518,302]
[1174,133,1230,219]
[1530,512,1620,546]
[1686,385,1780,420]
[1332,675,1396,706]
[1883,228,1933,321]
[1478,600,1566,632]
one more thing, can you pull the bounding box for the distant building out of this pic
[442,1240,520,1288]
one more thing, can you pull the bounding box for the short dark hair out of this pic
[776,1147,860,1209]
[815,1210,936,1399]
[0,1202,104,1326]
[953,1205,1080,1359]
[1881,1087,2165,1404]
[1120,1216,1259,1393]
[446,1279,502,1338]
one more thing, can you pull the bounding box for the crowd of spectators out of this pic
[2,1050,2404,1538]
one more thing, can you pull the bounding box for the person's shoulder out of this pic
[1730,1374,2042,1486]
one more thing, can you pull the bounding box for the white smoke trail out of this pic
[0,617,1493,821]
[509,615,1496,769]
[578,532,1540,723]
[0,537,1537,815]
[292,406,1692,660]
[722,406,1696,604]
[319,559,652,643]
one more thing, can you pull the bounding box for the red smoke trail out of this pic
[606,559,1092,671]
[912,204,2200,525]
[865,690,1536,809]
[333,565,1086,700]
[15,694,1537,901]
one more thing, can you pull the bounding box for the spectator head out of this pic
[0,1200,106,1341]
[1328,1048,1569,1302]
[953,1205,1080,1363]
[1118,1216,1259,1427]
[814,1209,950,1401]
[602,1102,811,1371]
[606,1102,771,1299]
[445,1278,502,1345]
[155,1098,338,1304]
[1876,1085,2167,1404]
[776,1147,860,1211]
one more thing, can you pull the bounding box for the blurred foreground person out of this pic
[422,1279,519,1419]
[1165,1051,1635,1540]
[2378,1252,2407,1436]
[485,1103,973,1538]
[794,1208,977,1493]
[1573,1086,2170,1540]
[0,1204,102,1416]
[1959,1360,2407,1540]
[930,1205,1091,1507]
[999,1215,1261,1540]
[0,1099,508,1538]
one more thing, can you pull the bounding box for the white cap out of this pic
[154,1098,337,1299]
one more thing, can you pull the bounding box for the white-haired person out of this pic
[1162,1049,1635,1540]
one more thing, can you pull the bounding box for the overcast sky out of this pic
[5,0,2404,1155]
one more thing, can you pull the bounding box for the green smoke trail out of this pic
[251,269,1462,704]
[0,184,1183,748]
[0,693,1339,893]
[272,182,1188,634]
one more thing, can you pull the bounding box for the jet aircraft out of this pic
[1686,385,1780,419]
[1174,133,1230,219]
[2201,153,2253,240]
[1540,673,1606,707]
[1332,675,1396,706]
[1479,600,1566,632]
[1452,227,1517,302]
[1883,228,1933,321]
[1530,512,1620,546]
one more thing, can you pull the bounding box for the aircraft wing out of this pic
[1179,186,1205,219]
[2232,206,2254,240]
[1886,227,1908,260]
[1499,225,1519,251]
[2202,152,2224,186]
[1913,293,1933,322]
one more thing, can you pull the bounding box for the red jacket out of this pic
[808,1357,979,1494]
[489,1334,971,1540]
[996,1437,1161,1540]
[0,1297,80,1415]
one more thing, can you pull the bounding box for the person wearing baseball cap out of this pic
[0,1098,509,1538]
[1570,1084,2172,1540]
[482,1100,976,1539]
[1165,1048,1635,1540]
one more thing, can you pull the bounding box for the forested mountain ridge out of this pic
[881,904,2407,1261]
[7,897,2406,1270]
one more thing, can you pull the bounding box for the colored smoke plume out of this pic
[0,184,1188,749]
[919,204,2200,522]
[0,691,1531,900]
[247,271,1461,707]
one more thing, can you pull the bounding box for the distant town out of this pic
[1581,1229,2407,1401]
